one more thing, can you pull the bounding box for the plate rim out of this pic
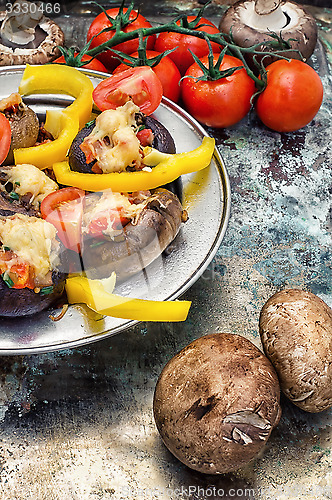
[0,66,231,355]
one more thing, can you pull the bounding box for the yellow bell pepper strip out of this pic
[14,109,79,170]
[65,274,191,322]
[53,136,215,192]
[18,64,94,128]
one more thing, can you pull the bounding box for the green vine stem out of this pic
[62,0,303,89]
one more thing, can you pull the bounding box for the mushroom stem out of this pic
[255,0,281,15]
[245,1,289,31]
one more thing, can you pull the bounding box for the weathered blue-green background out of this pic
[0,2,331,499]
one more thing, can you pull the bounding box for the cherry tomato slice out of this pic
[93,66,163,115]
[0,113,11,165]
[40,187,85,253]
[114,50,182,102]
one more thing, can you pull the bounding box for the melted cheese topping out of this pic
[0,214,57,282]
[82,101,142,174]
[7,164,58,209]
[83,191,147,235]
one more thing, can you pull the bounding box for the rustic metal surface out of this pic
[0,3,331,499]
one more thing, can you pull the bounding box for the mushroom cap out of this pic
[219,0,318,65]
[259,289,332,413]
[0,13,64,65]
[153,332,281,474]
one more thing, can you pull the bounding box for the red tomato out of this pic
[136,128,154,146]
[93,66,163,115]
[155,16,221,76]
[53,53,109,73]
[0,113,11,164]
[255,59,324,133]
[40,187,85,253]
[87,8,156,72]
[181,54,256,128]
[114,50,181,102]
[8,262,33,290]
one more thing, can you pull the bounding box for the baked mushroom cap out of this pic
[153,332,281,474]
[259,289,332,413]
[0,11,64,65]
[0,94,40,165]
[219,0,318,65]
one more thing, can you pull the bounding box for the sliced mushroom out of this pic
[219,0,318,66]
[0,0,64,65]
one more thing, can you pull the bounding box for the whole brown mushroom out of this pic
[153,332,281,475]
[219,0,318,67]
[259,289,332,413]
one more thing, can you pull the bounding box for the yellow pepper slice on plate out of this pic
[14,65,94,169]
[65,275,191,322]
[53,136,215,192]
[19,64,94,128]
[14,109,79,170]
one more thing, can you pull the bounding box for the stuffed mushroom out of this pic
[66,101,185,280]
[0,204,66,317]
[68,106,176,174]
[81,188,185,281]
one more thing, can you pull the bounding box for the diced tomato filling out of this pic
[136,128,154,146]
[87,209,131,237]
[0,250,35,289]
[80,138,99,164]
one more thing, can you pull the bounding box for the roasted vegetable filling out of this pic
[83,191,150,239]
[0,214,59,291]
[80,101,154,174]
[0,164,58,210]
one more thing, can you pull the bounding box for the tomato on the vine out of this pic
[155,16,221,76]
[93,66,163,115]
[0,113,11,165]
[114,50,181,102]
[87,8,156,72]
[255,59,324,133]
[53,53,109,73]
[180,54,256,128]
[40,187,85,253]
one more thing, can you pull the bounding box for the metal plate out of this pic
[0,66,230,354]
